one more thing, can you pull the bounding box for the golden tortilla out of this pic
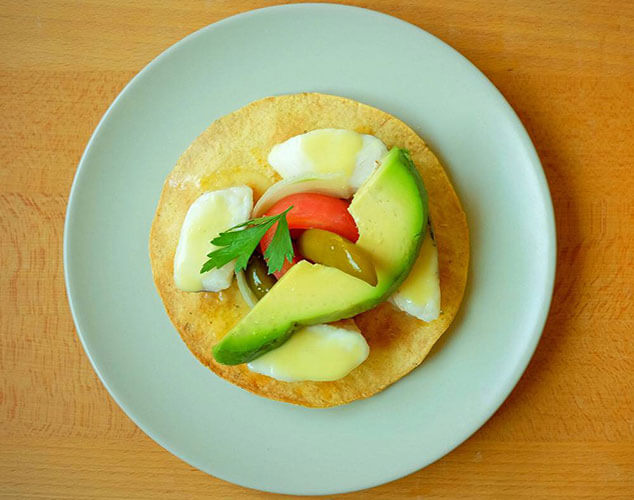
[149,93,469,407]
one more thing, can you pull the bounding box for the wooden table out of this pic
[2,1,632,497]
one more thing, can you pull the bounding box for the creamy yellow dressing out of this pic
[247,324,369,382]
[390,227,441,321]
[302,129,363,178]
[174,187,252,292]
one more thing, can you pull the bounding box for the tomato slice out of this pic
[259,193,359,278]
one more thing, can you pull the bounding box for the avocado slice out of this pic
[213,148,428,365]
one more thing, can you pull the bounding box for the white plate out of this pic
[65,4,555,495]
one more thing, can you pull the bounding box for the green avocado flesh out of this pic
[213,148,428,365]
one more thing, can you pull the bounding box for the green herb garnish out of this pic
[200,207,294,275]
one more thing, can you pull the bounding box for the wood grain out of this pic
[1,0,633,498]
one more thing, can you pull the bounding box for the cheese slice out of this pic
[174,186,252,292]
[267,129,387,190]
[248,322,369,382]
[390,226,441,322]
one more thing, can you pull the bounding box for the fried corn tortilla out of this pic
[149,93,469,407]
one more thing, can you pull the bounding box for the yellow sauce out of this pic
[247,324,369,382]
[302,129,363,178]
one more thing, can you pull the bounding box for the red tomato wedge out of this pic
[259,193,359,278]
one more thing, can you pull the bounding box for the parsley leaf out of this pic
[263,210,294,274]
[200,207,294,275]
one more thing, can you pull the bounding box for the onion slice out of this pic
[253,174,353,217]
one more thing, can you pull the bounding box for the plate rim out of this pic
[64,3,556,494]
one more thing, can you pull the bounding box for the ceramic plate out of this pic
[64,4,555,495]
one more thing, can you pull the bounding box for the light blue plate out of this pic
[64,4,555,495]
